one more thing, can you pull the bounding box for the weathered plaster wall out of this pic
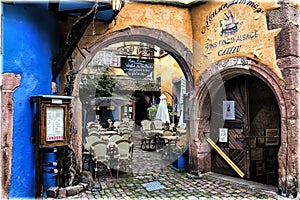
[191,1,282,84]
[111,2,193,51]
[155,55,184,104]
[2,4,59,198]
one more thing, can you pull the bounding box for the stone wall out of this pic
[268,3,300,198]
[0,73,20,199]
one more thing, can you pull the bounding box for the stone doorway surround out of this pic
[0,73,21,199]
[189,57,297,196]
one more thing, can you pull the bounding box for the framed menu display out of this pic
[30,95,73,148]
[46,106,65,142]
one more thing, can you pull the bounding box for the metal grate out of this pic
[142,181,166,192]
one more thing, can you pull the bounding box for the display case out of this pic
[31,95,73,148]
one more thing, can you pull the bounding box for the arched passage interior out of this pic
[68,27,194,174]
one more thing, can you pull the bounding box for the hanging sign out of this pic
[219,128,228,142]
[121,57,154,79]
[223,100,235,120]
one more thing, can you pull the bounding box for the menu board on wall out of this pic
[46,107,64,141]
[121,57,154,79]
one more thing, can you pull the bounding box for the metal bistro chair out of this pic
[82,133,101,171]
[141,119,156,150]
[118,122,130,135]
[115,139,134,178]
[108,134,122,143]
[91,141,112,180]
[152,119,164,130]
[160,130,176,160]
[113,120,122,130]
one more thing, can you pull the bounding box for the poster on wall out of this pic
[223,100,235,120]
[219,128,228,142]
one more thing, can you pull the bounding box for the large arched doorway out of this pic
[210,75,280,185]
[190,57,287,189]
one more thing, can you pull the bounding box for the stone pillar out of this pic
[189,92,211,174]
[0,73,21,199]
[71,97,82,172]
[268,3,300,198]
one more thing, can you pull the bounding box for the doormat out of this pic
[141,181,166,192]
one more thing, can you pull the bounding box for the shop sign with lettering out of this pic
[121,57,154,79]
[193,0,282,79]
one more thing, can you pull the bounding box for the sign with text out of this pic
[223,100,235,120]
[194,1,282,79]
[219,128,228,142]
[121,57,154,79]
[46,107,64,141]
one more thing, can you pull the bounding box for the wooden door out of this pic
[211,76,250,178]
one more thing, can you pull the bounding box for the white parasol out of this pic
[155,94,170,124]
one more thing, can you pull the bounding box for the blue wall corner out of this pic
[3,3,59,198]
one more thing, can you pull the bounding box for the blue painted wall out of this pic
[2,3,59,198]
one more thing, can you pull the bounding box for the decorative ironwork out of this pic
[116,43,168,59]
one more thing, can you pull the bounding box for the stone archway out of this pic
[63,27,194,173]
[190,57,288,192]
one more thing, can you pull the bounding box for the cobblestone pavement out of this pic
[64,132,289,199]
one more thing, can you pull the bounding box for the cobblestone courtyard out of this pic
[55,132,290,199]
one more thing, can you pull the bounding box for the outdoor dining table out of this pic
[159,135,178,160]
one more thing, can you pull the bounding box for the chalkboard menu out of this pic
[121,57,154,79]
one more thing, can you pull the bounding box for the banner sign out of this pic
[121,57,154,79]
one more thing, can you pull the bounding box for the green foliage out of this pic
[147,105,158,120]
[95,68,116,98]
[79,65,116,104]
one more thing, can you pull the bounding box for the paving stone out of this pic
[47,186,59,198]
[46,141,284,200]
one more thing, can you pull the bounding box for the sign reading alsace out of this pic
[196,0,282,79]
[121,57,154,79]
